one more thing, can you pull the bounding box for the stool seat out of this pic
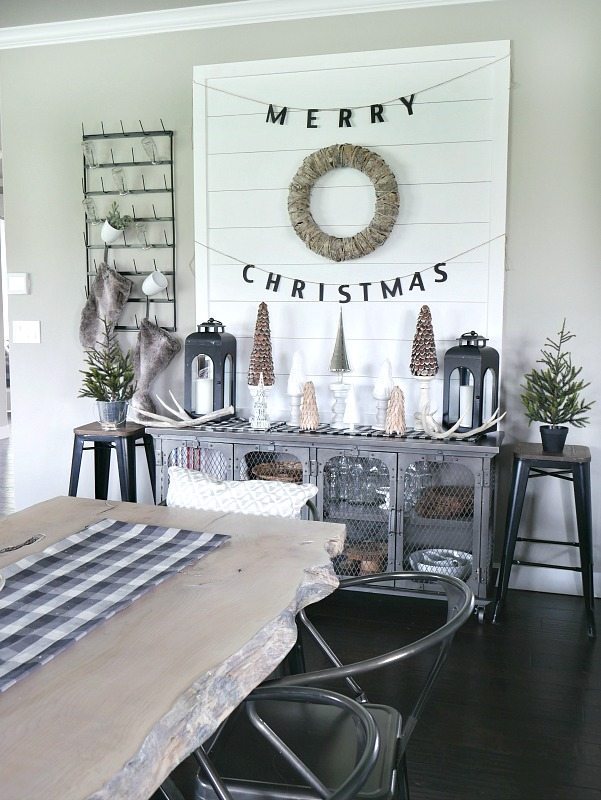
[69,422,156,504]
[493,442,595,638]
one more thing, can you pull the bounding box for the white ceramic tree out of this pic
[286,350,306,426]
[373,359,394,430]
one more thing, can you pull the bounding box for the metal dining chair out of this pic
[174,572,473,800]
[161,685,380,800]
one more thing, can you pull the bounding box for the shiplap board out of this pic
[193,42,510,420]
[209,182,491,228]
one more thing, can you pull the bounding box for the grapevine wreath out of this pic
[287,143,399,262]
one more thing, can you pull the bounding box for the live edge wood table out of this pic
[0,496,345,800]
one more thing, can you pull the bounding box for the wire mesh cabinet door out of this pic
[397,451,492,611]
[154,436,234,502]
[233,443,313,519]
[316,448,398,578]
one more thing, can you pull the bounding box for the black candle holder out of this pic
[442,331,499,431]
[184,318,236,417]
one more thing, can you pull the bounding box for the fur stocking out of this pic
[80,264,133,348]
[131,318,181,415]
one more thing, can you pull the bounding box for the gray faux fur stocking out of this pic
[80,264,133,348]
[131,318,181,415]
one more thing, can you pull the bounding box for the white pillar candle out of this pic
[194,378,213,415]
[459,385,474,427]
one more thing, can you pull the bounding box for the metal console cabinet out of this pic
[150,423,501,618]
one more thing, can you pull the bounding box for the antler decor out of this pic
[130,390,234,428]
[420,405,506,440]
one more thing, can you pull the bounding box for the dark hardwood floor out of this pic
[305,587,600,800]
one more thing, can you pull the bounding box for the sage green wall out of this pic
[1,0,599,594]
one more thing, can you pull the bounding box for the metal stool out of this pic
[68,422,156,504]
[493,443,595,638]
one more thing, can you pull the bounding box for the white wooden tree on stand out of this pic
[373,359,394,430]
[287,350,306,426]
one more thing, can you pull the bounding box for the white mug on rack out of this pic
[142,270,168,296]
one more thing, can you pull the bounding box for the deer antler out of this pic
[131,401,234,428]
[421,405,504,440]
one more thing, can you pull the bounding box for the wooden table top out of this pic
[0,497,345,800]
[73,421,147,438]
[512,442,591,463]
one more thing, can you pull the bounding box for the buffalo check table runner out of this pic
[0,518,229,692]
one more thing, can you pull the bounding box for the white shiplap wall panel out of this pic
[207,222,491,269]
[207,100,492,153]
[194,42,509,420]
[208,182,491,228]
[206,141,493,190]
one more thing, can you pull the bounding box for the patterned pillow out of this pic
[166,467,318,519]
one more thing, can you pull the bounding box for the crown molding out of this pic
[0,0,498,49]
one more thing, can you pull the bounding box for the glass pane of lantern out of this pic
[223,353,233,408]
[482,368,495,421]
[448,368,461,423]
[193,354,214,415]
[458,369,474,428]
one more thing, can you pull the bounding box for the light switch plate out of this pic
[7,273,31,295]
[12,320,41,344]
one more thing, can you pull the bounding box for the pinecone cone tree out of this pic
[299,381,320,431]
[248,301,275,386]
[385,386,406,435]
[410,305,438,377]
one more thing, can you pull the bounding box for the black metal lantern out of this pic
[184,318,236,417]
[442,331,499,431]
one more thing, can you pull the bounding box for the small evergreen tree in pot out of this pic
[79,318,136,428]
[520,320,594,452]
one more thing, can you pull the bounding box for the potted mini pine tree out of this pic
[521,320,593,453]
[101,201,133,244]
[79,318,136,429]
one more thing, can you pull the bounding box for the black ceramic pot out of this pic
[540,425,568,454]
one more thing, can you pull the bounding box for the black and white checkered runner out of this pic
[0,518,229,692]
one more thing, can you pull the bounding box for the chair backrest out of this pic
[191,685,380,800]
[273,571,474,757]
[166,466,318,519]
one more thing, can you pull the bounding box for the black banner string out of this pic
[193,53,509,114]
[194,233,506,288]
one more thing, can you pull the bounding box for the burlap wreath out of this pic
[288,143,399,262]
